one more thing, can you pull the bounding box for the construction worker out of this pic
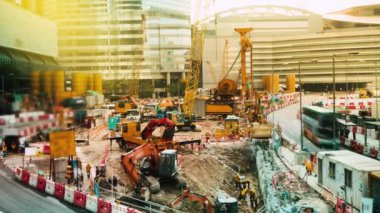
[86,162,91,179]
[66,164,73,184]
[238,188,248,201]
[205,131,211,144]
[305,159,313,176]
[249,188,256,209]
[2,144,7,158]
[352,125,357,140]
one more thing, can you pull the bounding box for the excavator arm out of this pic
[170,189,213,213]
[141,118,175,141]
[120,143,160,188]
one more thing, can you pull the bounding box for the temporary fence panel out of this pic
[74,191,87,208]
[64,186,74,204]
[54,183,65,200]
[85,195,98,213]
[45,179,55,195]
[28,173,38,188]
[36,176,46,192]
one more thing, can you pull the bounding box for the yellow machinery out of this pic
[206,79,236,115]
[114,96,138,114]
[234,28,253,99]
[180,0,213,128]
[214,115,240,139]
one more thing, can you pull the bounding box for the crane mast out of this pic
[182,0,213,117]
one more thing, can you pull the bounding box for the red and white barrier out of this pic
[14,168,22,181]
[64,186,75,204]
[98,199,112,213]
[54,183,65,200]
[86,195,98,212]
[13,167,143,213]
[21,170,30,184]
[45,179,55,195]
[29,173,38,188]
[74,191,87,208]
[36,176,46,192]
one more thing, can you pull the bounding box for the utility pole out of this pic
[298,62,304,151]
[332,54,336,149]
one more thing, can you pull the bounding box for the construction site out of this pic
[2,1,380,213]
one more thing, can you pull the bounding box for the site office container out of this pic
[317,150,380,213]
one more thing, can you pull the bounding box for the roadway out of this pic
[268,94,328,153]
[0,166,88,213]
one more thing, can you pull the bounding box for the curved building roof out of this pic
[323,4,380,26]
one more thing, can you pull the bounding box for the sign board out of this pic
[25,147,37,156]
[49,130,76,158]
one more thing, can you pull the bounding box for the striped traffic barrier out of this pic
[14,167,22,181]
[36,176,46,192]
[85,195,98,213]
[54,183,65,200]
[29,173,38,188]
[21,170,30,185]
[45,179,55,195]
[98,199,112,213]
[64,186,75,204]
[74,191,87,208]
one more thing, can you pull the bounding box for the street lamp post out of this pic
[298,62,304,151]
[332,52,359,149]
[332,54,336,149]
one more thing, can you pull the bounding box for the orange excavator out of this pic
[114,95,138,114]
[169,189,238,213]
[120,143,186,199]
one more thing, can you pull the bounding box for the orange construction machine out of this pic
[114,95,138,114]
[121,143,186,198]
[170,189,238,213]
[115,118,200,151]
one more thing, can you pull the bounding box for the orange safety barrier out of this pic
[98,199,112,213]
[54,183,65,200]
[21,170,30,184]
[74,191,87,208]
[36,176,47,191]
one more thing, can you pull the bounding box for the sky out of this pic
[192,0,379,22]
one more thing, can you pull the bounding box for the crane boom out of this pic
[182,0,213,116]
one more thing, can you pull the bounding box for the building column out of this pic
[152,79,156,99]
[167,72,171,97]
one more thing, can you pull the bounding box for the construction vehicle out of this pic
[180,0,213,130]
[114,96,138,114]
[115,118,200,151]
[214,115,241,140]
[205,79,237,116]
[170,189,238,213]
[120,143,186,198]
